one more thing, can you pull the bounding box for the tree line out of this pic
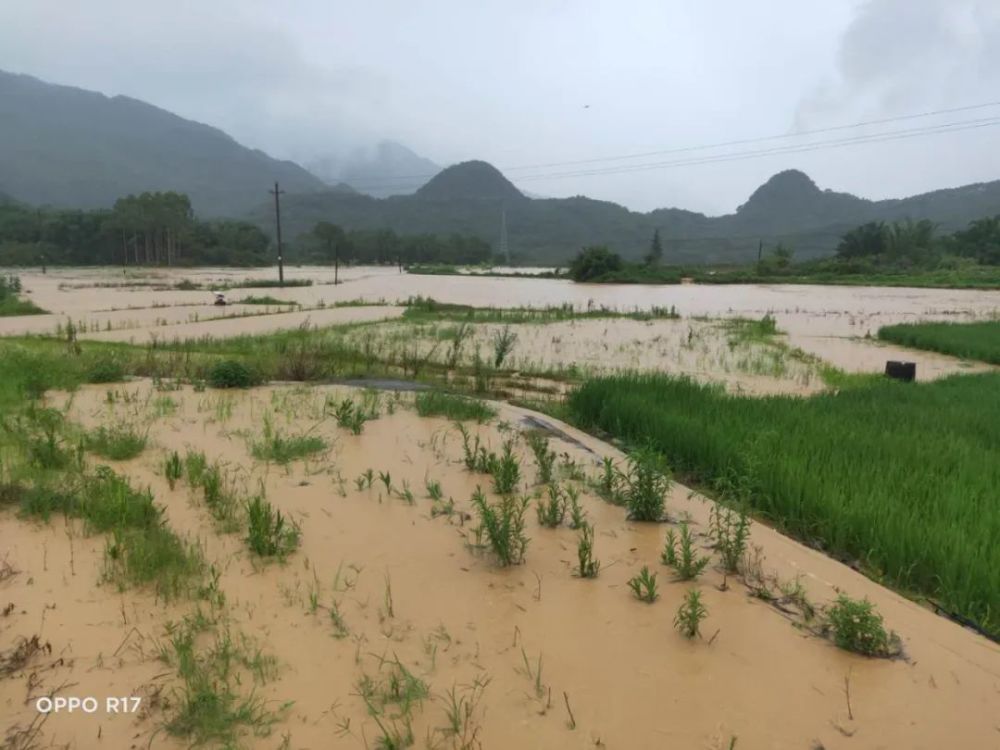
[289,221,494,266]
[835,216,1000,267]
[0,194,496,267]
[0,191,270,266]
[567,213,1000,282]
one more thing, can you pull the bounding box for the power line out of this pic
[503,100,1000,171]
[336,99,1000,191]
[515,116,1000,182]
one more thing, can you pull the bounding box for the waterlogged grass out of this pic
[250,425,326,464]
[237,295,299,306]
[414,390,496,422]
[569,372,1000,638]
[879,320,1000,365]
[86,423,147,460]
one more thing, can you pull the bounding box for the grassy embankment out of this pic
[567,372,1000,639]
[879,320,1000,365]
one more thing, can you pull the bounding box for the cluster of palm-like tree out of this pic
[110,191,193,266]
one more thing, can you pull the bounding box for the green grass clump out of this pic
[575,522,600,578]
[568,372,1000,638]
[536,485,566,528]
[414,390,496,422]
[627,566,659,603]
[250,427,326,464]
[526,431,556,484]
[208,359,257,389]
[164,451,183,490]
[621,447,671,522]
[488,440,521,495]
[161,622,282,746]
[674,588,708,639]
[471,488,529,566]
[332,398,367,434]
[662,523,710,580]
[879,320,1000,364]
[237,295,298,306]
[825,595,901,657]
[104,524,205,598]
[86,356,126,384]
[86,423,147,460]
[245,495,300,558]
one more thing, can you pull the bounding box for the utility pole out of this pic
[500,204,509,264]
[269,182,285,286]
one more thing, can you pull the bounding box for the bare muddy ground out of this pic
[2,381,999,749]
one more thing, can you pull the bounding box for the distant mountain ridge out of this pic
[0,69,325,216]
[3,70,999,263]
[307,140,439,198]
[261,163,1000,264]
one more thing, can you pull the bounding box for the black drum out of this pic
[885,361,916,382]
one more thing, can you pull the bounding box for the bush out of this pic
[208,360,257,389]
[86,356,126,384]
[622,448,671,521]
[568,246,624,282]
[825,595,900,657]
[471,488,529,566]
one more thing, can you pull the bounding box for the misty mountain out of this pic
[0,70,325,217]
[307,141,439,198]
[262,164,1000,264]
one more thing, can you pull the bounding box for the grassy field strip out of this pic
[879,320,1000,364]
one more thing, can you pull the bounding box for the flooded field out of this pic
[2,267,1000,749]
[3,266,998,392]
[3,380,999,749]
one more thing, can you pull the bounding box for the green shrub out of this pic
[622,448,671,521]
[86,356,126,384]
[536,485,566,528]
[628,566,659,603]
[575,522,600,578]
[245,495,300,558]
[825,595,900,657]
[526,432,556,484]
[674,588,708,639]
[208,360,257,389]
[471,488,529,566]
[662,523,710,580]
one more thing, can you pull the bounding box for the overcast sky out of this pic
[1,0,999,214]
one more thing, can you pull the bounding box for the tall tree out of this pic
[644,229,663,266]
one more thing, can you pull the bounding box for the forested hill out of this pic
[0,70,325,217]
[259,164,1000,264]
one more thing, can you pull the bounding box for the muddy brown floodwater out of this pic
[2,267,997,387]
[2,380,999,749]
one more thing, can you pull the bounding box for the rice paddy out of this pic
[568,372,1000,637]
[879,319,1000,364]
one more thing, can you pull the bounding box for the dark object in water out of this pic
[885,361,916,382]
[213,292,227,306]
